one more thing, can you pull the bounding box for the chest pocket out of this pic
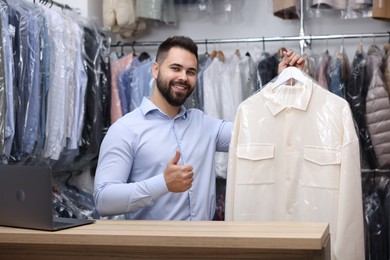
[235,144,275,184]
[302,146,341,189]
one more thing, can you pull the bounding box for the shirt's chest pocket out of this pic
[235,144,275,184]
[302,146,341,189]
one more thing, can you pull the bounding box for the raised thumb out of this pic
[170,150,181,165]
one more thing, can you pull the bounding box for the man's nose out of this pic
[178,70,188,81]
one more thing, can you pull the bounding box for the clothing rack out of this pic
[110,32,390,53]
[33,0,72,11]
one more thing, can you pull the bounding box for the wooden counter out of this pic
[0,220,330,260]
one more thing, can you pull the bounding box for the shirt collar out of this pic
[262,79,313,116]
[139,97,188,119]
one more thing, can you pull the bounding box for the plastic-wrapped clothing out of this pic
[36,9,51,160]
[365,45,390,168]
[311,0,347,9]
[136,0,177,25]
[238,53,258,101]
[348,0,372,10]
[329,50,350,99]
[102,0,136,29]
[316,51,331,90]
[109,53,133,123]
[362,174,390,260]
[0,16,5,158]
[17,2,41,157]
[100,36,111,138]
[226,76,364,260]
[53,176,98,220]
[102,0,146,39]
[346,49,378,169]
[0,1,15,163]
[73,27,111,169]
[184,53,212,111]
[384,179,390,259]
[256,52,279,89]
[8,4,35,161]
[117,56,154,114]
[383,43,390,96]
[130,57,154,112]
[203,53,243,179]
[41,7,69,161]
[117,58,141,115]
[272,0,299,20]
[301,50,318,78]
[11,1,51,163]
[68,20,88,152]
[184,53,211,110]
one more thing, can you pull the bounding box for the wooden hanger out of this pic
[272,66,308,88]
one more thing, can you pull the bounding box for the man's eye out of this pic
[187,71,196,76]
[171,67,180,71]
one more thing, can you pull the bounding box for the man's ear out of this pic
[152,62,159,79]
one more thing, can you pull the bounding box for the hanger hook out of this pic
[131,41,136,54]
[262,37,265,51]
[326,34,329,51]
[339,36,344,53]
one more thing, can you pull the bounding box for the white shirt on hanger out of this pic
[225,78,364,260]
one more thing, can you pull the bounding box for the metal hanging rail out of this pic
[110,32,390,48]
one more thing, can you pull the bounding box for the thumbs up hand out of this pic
[164,150,194,193]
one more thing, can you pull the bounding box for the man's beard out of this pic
[156,74,194,107]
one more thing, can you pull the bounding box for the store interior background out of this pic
[25,0,390,203]
[33,0,389,60]
[17,1,390,257]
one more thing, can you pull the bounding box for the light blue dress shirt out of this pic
[94,97,233,220]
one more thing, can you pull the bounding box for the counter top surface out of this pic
[0,220,329,250]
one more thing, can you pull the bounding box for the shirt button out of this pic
[287,141,292,147]
[287,209,293,214]
[287,176,291,181]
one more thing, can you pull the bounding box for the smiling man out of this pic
[93,36,303,220]
[93,36,233,220]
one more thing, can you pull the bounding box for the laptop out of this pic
[0,164,95,231]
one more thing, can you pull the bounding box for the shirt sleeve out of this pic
[333,104,365,260]
[216,120,233,152]
[93,121,169,216]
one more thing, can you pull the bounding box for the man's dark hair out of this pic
[156,36,198,64]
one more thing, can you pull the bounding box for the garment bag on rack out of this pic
[225,66,365,260]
